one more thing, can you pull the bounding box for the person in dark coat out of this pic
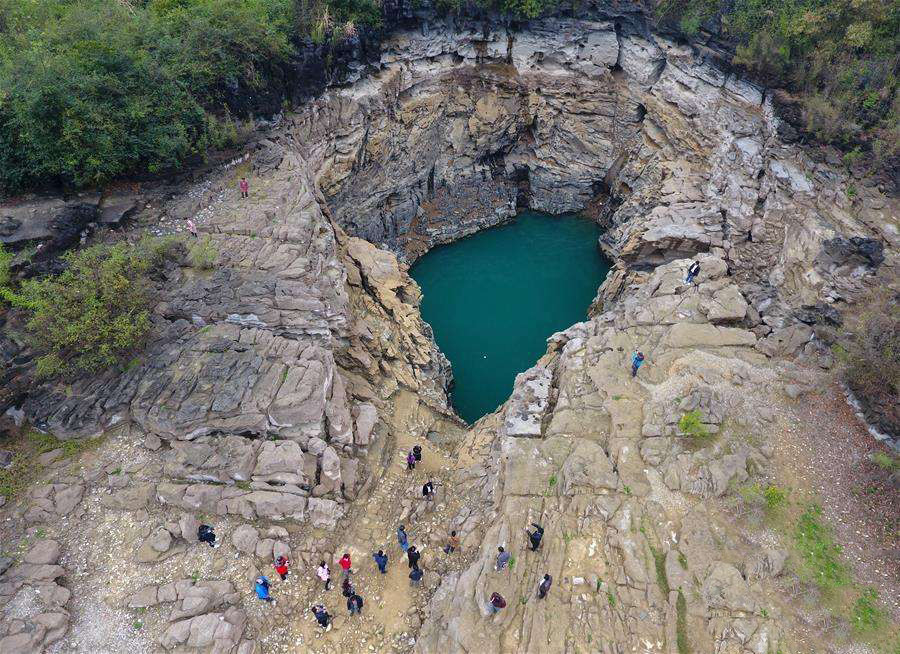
[311,604,331,630]
[198,525,218,548]
[412,444,422,462]
[397,525,409,552]
[422,480,435,501]
[495,546,510,570]
[537,574,553,599]
[685,260,701,284]
[409,565,423,587]
[487,592,506,614]
[341,576,354,599]
[347,593,363,615]
[373,549,388,574]
[525,523,544,551]
[407,546,421,569]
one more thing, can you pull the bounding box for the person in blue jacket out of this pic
[255,576,273,603]
[373,549,388,574]
[631,351,645,378]
[397,525,409,552]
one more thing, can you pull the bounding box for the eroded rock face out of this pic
[0,7,897,654]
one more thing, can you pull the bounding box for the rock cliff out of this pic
[0,6,897,654]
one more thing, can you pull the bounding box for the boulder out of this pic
[231,525,259,555]
[24,540,60,565]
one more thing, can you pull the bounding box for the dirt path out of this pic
[773,382,899,621]
[256,390,475,653]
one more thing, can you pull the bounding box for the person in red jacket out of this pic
[338,552,352,578]
[239,177,249,198]
[273,556,289,581]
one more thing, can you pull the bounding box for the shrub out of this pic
[0,242,18,305]
[678,410,709,439]
[19,242,160,378]
[839,292,899,437]
[188,235,218,270]
[676,589,690,654]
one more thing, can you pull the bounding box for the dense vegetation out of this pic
[0,0,380,192]
[0,0,896,193]
[1,237,183,379]
[656,0,899,172]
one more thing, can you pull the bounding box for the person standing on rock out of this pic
[347,592,363,615]
[239,177,249,199]
[197,524,218,548]
[409,565,423,587]
[255,576,274,603]
[487,592,507,615]
[406,450,416,471]
[186,219,198,238]
[373,549,388,574]
[311,604,331,631]
[317,561,331,591]
[537,574,553,599]
[685,260,701,285]
[631,351,645,378]
[397,525,409,553]
[338,552,352,578]
[444,530,460,555]
[413,444,422,463]
[495,546,510,570]
[525,523,544,552]
[407,545,421,569]
[273,555,289,581]
[422,480,436,501]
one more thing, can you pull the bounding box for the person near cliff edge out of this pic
[373,549,389,574]
[631,351,645,378]
[685,260,701,285]
[397,524,410,553]
[537,574,553,599]
[186,219,198,238]
[525,523,544,552]
[239,177,249,198]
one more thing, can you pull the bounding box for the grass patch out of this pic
[678,552,688,570]
[676,589,690,654]
[548,474,557,488]
[851,588,885,635]
[188,235,218,270]
[0,428,104,501]
[793,503,849,590]
[650,545,670,595]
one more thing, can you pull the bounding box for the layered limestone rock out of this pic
[1,6,897,654]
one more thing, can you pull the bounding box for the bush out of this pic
[678,410,710,439]
[18,242,161,378]
[839,293,899,436]
[851,588,886,634]
[0,0,383,192]
[188,235,218,270]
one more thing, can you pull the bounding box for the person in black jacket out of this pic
[407,546,421,569]
[422,480,435,501]
[525,523,544,551]
[311,604,331,630]
[685,260,701,284]
[409,565,424,587]
[197,524,218,548]
[537,574,553,599]
[347,593,363,615]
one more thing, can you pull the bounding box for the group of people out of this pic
[488,522,553,613]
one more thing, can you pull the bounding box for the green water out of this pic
[410,211,610,423]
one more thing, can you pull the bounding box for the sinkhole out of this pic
[410,210,611,423]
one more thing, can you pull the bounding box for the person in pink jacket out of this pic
[239,177,249,198]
